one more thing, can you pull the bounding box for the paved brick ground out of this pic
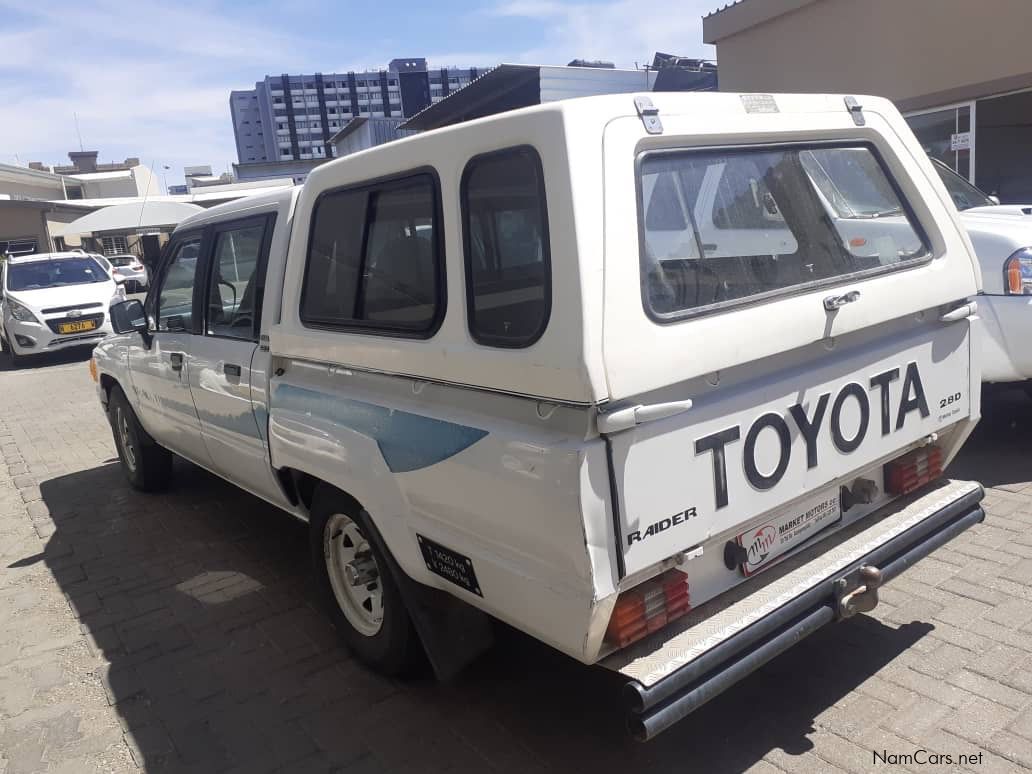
[2,350,1032,773]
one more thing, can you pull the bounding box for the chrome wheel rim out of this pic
[117,408,137,472]
[324,513,383,636]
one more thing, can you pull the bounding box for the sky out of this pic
[0,0,716,187]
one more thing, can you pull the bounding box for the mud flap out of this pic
[359,510,495,681]
[600,480,985,741]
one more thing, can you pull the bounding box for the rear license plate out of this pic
[57,320,97,334]
[735,489,842,576]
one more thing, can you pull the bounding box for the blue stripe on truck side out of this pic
[272,383,488,473]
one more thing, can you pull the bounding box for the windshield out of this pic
[932,161,996,211]
[109,257,136,266]
[639,144,929,317]
[6,257,110,291]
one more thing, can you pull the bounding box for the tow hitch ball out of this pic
[834,565,883,618]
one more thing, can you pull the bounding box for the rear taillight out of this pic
[605,569,690,649]
[1004,248,1032,295]
[884,446,943,496]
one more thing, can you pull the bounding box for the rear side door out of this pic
[187,215,289,506]
[129,233,212,466]
[601,98,981,578]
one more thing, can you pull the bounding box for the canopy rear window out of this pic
[639,144,930,320]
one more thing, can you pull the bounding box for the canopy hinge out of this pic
[635,96,663,135]
[844,96,866,126]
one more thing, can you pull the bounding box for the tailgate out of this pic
[600,95,980,578]
[610,320,972,577]
[602,478,984,740]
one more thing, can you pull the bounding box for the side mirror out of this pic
[989,195,1001,206]
[112,274,126,284]
[111,299,149,340]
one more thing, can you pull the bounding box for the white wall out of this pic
[0,166,65,200]
[78,165,161,199]
[131,164,161,197]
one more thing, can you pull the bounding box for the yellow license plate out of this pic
[58,320,97,334]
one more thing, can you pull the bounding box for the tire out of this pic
[309,487,419,675]
[1,328,23,367]
[108,385,173,491]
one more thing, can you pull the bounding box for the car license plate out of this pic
[57,320,97,334]
[735,489,842,576]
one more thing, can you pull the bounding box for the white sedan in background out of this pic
[0,252,125,365]
[106,254,149,291]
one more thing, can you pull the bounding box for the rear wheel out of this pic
[108,386,173,491]
[309,488,419,675]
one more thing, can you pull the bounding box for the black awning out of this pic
[399,65,540,132]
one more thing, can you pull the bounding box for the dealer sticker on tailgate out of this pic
[735,489,841,576]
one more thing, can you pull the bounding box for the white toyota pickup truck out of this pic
[92,92,985,740]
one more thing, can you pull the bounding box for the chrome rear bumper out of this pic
[602,480,985,741]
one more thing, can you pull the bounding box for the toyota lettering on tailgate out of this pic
[613,321,972,579]
[696,361,929,510]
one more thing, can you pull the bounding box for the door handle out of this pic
[597,399,694,434]
[169,352,183,372]
[223,363,242,378]
[940,301,977,323]
[823,290,861,311]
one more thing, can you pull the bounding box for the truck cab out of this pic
[94,92,984,740]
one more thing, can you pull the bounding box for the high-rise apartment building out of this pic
[230,58,484,164]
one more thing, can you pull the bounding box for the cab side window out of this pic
[461,146,551,348]
[300,173,443,335]
[206,221,268,340]
[157,237,202,331]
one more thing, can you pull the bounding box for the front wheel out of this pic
[108,386,173,491]
[1,328,24,367]
[309,488,419,675]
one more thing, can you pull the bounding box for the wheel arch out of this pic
[99,372,118,409]
[297,471,495,679]
[275,467,366,517]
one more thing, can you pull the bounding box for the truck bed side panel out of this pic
[267,360,614,661]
